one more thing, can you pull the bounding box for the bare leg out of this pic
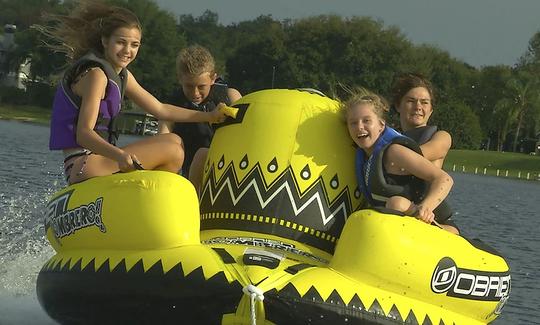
[386,197,460,234]
[188,147,209,194]
[67,133,184,184]
[386,196,415,215]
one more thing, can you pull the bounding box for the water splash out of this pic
[0,185,57,296]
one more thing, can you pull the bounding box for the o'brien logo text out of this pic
[45,191,106,239]
[431,257,510,308]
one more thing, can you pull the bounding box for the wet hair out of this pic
[391,72,436,109]
[176,44,216,80]
[36,0,142,60]
[341,87,389,122]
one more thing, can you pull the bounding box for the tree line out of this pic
[1,0,540,152]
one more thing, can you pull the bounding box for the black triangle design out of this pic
[325,289,345,306]
[146,259,165,275]
[126,259,145,274]
[70,257,83,271]
[82,258,96,273]
[163,261,184,277]
[184,266,205,281]
[387,304,404,322]
[278,283,302,300]
[50,258,63,271]
[368,298,385,317]
[96,259,110,274]
[60,258,72,272]
[303,285,324,303]
[111,259,127,273]
[265,288,278,296]
[347,293,366,311]
[422,314,433,325]
[206,270,229,285]
[405,309,420,324]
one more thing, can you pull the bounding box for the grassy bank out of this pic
[0,104,51,125]
[444,149,539,181]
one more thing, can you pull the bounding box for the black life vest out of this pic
[171,81,231,172]
[403,125,453,221]
[403,125,438,145]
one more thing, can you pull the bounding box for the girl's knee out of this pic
[168,144,184,171]
[164,133,183,147]
[386,196,412,213]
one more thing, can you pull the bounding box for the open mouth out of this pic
[356,133,368,139]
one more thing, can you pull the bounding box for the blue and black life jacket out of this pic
[355,126,452,222]
[355,126,423,206]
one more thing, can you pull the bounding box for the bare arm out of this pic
[227,87,242,103]
[125,71,226,123]
[384,144,454,221]
[73,69,136,171]
[158,86,241,134]
[419,130,452,167]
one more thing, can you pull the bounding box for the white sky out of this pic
[154,0,540,68]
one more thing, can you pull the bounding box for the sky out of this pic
[154,0,540,68]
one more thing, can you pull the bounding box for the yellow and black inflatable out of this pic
[37,89,511,325]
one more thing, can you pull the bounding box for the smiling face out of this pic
[102,27,141,72]
[396,86,433,130]
[347,102,385,154]
[180,71,216,104]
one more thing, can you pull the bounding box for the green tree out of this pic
[225,16,286,92]
[1,0,67,79]
[113,0,185,101]
[434,101,482,149]
[516,31,540,150]
[283,15,413,94]
[504,70,540,152]
[472,65,512,150]
[0,0,63,29]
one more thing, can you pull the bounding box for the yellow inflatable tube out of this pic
[37,89,510,325]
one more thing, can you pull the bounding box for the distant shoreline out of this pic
[0,104,51,125]
[0,115,49,125]
[1,105,537,182]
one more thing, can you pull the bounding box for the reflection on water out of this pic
[0,120,538,324]
[449,173,540,324]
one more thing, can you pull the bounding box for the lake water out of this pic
[0,119,538,324]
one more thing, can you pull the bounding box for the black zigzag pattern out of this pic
[263,283,449,325]
[37,256,243,324]
[200,160,356,254]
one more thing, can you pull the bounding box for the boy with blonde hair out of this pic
[159,45,241,189]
